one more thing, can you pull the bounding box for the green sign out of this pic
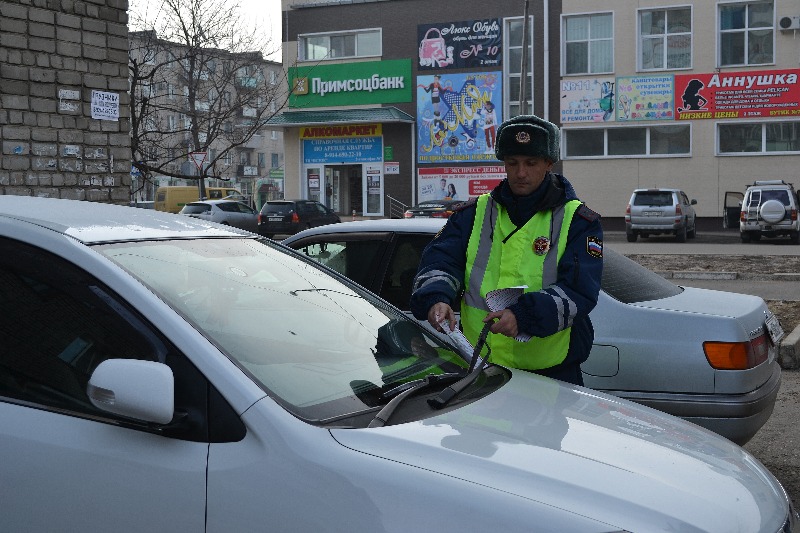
[289,59,412,108]
[384,146,393,160]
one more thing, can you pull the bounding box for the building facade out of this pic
[275,0,560,217]
[0,1,131,202]
[560,0,800,220]
[276,0,800,220]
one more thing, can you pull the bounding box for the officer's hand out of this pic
[484,309,518,338]
[428,302,456,333]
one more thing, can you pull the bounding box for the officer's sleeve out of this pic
[508,204,603,338]
[408,205,475,320]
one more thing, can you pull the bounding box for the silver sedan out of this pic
[283,218,783,445]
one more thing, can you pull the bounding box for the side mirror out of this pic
[691,199,698,205]
[87,359,175,424]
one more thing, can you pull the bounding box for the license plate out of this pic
[268,216,282,222]
[765,314,785,345]
[643,211,660,216]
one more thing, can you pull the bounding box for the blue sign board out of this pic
[303,137,383,164]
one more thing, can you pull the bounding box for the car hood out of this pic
[331,372,786,532]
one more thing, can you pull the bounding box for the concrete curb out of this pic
[655,269,800,370]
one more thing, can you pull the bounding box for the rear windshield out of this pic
[633,192,674,206]
[750,189,791,206]
[180,204,211,214]
[264,202,293,214]
[602,248,682,303]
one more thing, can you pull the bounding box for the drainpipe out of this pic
[543,0,550,121]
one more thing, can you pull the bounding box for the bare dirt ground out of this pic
[627,253,800,508]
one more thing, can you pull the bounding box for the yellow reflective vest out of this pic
[461,194,581,370]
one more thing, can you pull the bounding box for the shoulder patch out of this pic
[453,197,478,213]
[586,236,603,259]
[576,204,600,222]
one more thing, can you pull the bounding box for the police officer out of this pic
[410,115,603,386]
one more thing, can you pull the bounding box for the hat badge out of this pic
[515,131,531,144]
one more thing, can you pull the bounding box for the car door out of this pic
[723,191,744,228]
[0,237,210,532]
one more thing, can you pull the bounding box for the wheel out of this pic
[626,232,638,243]
[675,224,687,243]
[687,219,697,239]
[759,200,787,224]
[791,231,800,244]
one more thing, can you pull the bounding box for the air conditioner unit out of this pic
[779,16,800,30]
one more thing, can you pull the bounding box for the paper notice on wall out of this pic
[486,286,531,341]
[91,90,119,121]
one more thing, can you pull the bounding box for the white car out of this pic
[0,197,795,532]
[283,218,783,445]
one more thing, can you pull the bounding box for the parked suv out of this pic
[257,200,340,238]
[625,188,697,243]
[739,180,800,243]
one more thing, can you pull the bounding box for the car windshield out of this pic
[96,238,470,424]
[633,192,673,206]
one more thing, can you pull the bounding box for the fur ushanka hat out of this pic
[494,115,560,163]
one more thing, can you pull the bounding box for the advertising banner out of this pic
[289,59,412,108]
[417,19,502,70]
[560,78,616,123]
[301,123,383,164]
[615,76,674,121]
[417,71,502,164]
[674,69,800,120]
[417,166,505,202]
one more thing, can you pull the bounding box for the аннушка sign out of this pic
[675,68,800,119]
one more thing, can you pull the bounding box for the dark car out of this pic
[404,199,462,218]
[257,200,340,238]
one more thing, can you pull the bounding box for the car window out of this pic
[181,204,211,214]
[380,234,448,310]
[0,238,168,416]
[216,202,239,213]
[208,190,224,199]
[265,202,292,215]
[633,192,673,206]
[294,238,385,289]
[237,203,256,214]
[602,248,682,303]
[761,190,790,205]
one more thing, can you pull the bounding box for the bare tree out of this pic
[128,0,288,199]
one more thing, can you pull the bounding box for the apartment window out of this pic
[719,1,774,66]
[223,152,233,165]
[504,16,533,118]
[639,7,692,70]
[271,153,279,168]
[271,130,278,140]
[564,125,691,158]
[239,152,249,165]
[258,152,266,167]
[299,29,381,61]
[167,115,177,130]
[719,121,800,154]
[270,70,277,85]
[563,13,613,75]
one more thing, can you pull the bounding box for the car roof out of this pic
[282,218,446,242]
[632,188,682,193]
[0,196,251,244]
[189,199,246,205]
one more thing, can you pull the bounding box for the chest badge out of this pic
[532,236,551,255]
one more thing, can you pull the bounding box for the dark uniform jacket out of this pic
[409,172,604,374]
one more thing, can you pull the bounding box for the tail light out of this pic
[431,211,448,218]
[625,204,631,222]
[792,208,797,221]
[257,214,263,224]
[704,333,769,370]
[404,211,413,218]
[291,212,300,223]
[740,211,746,222]
[674,203,682,223]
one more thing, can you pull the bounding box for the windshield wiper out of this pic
[367,372,463,428]
[289,288,357,297]
[428,322,492,410]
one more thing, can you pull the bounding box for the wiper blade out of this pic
[428,322,492,410]
[367,372,463,428]
[289,287,356,297]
